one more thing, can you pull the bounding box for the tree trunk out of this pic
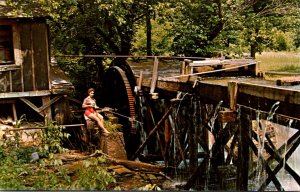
[146,8,152,56]
[250,42,257,58]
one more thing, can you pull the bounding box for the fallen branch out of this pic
[106,158,164,173]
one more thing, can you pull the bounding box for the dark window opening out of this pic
[0,25,14,64]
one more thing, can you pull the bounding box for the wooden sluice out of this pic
[125,57,300,191]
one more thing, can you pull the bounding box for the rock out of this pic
[99,132,127,160]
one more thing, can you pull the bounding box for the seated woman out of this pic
[82,88,109,134]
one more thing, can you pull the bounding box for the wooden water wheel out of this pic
[103,59,141,157]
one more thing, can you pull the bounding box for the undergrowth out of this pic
[0,122,116,190]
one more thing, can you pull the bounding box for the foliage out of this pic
[39,122,70,155]
[132,20,174,56]
[0,131,115,190]
[71,156,116,190]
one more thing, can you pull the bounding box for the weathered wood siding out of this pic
[0,18,50,93]
[31,22,49,90]
[19,23,34,91]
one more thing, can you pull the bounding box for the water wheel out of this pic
[103,59,140,157]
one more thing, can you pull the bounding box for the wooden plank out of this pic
[238,82,300,105]
[12,23,22,66]
[276,76,300,86]
[9,71,12,91]
[0,65,20,71]
[11,68,22,92]
[0,71,10,93]
[0,90,51,98]
[0,99,15,104]
[20,23,34,91]
[32,22,49,90]
[16,24,24,92]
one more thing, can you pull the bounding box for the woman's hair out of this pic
[87,88,95,95]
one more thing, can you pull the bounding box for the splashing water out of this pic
[208,100,223,135]
[255,101,280,189]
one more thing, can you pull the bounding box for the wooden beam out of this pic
[39,95,62,112]
[0,90,51,98]
[130,106,173,160]
[238,82,300,105]
[19,97,43,117]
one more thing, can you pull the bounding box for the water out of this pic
[249,101,300,191]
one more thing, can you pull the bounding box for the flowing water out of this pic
[248,101,300,191]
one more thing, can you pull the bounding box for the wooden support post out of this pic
[150,56,159,98]
[179,59,191,82]
[12,102,17,122]
[164,107,172,166]
[248,61,257,77]
[138,70,143,91]
[54,97,71,125]
[130,106,173,160]
[228,81,238,111]
[42,96,52,124]
[236,111,250,191]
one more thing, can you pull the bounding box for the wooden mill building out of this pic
[0,2,73,125]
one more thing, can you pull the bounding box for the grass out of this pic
[256,51,300,72]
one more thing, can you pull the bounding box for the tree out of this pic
[168,0,226,56]
[236,0,299,57]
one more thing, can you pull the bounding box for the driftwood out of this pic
[57,150,164,173]
[107,158,164,173]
